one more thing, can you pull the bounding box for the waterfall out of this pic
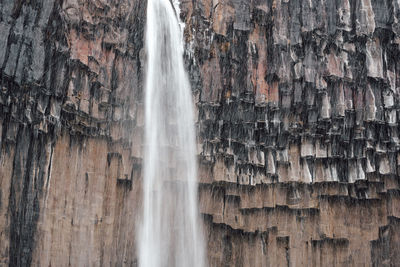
[139,0,206,267]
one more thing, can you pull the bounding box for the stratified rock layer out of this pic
[0,0,399,266]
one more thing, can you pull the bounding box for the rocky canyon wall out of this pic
[0,0,400,266]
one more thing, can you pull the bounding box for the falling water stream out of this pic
[139,0,206,267]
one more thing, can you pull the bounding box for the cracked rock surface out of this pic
[1,0,400,266]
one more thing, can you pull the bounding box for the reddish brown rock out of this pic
[1,0,400,266]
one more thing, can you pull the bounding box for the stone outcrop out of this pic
[181,0,400,265]
[0,0,400,266]
[0,0,145,265]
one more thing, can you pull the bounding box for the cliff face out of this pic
[0,0,145,265]
[0,0,399,266]
[182,0,400,266]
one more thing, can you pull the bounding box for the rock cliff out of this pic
[0,0,399,266]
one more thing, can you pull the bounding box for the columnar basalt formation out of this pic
[0,0,145,265]
[0,0,399,266]
[180,1,400,265]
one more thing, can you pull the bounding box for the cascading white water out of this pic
[139,0,206,267]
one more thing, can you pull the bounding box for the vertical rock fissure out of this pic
[8,127,44,267]
[43,144,53,207]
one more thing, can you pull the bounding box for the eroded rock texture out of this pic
[0,0,400,266]
[0,0,145,266]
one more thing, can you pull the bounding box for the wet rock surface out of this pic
[0,0,145,266]
[0,0,400,266]
[181,0,400,265]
